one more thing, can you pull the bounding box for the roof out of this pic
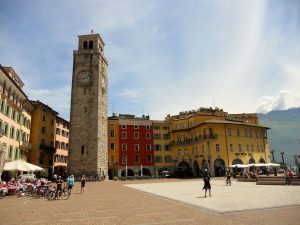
[56,116,69,124]
[30,100,58,115]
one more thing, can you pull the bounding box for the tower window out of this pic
[83,41,88,49]
[89,41,93,49]
[81,145,84,154]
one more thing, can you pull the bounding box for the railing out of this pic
[20,141,32,150]
[170,134,218,146]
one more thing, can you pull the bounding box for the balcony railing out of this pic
[40,144,56,152]
[19,141,32,150]
[170,134,218,146]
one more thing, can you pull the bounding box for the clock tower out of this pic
[68,33,108,179]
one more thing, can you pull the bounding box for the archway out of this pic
[176,161,192,177]
[249,158,255,164]
[121,169,134,177]
[232,158,243,174]
[193,160,199,177]
[201,159,208,176]
[259,158,265,163]
[142,168,151,176]
[214,158,225,177]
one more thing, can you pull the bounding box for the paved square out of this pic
[125,179,300,213]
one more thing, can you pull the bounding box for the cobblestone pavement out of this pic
[0,178,299,225]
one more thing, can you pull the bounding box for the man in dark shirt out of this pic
[55,176,63,199]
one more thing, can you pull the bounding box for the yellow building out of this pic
[29,100,58,177]
[108,114,120,178]
[0,66,33,164]
[152,120,172,175]
[165,107,270,177]
[54,116,69,177]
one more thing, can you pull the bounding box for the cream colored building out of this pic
[0,65,33,162]
[54,116,69,177]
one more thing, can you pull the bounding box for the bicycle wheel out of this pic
[47,191,56,200]
[61,190,70,200]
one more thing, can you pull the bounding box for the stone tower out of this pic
[68,33,108,179]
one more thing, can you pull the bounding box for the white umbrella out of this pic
[229,164,249,168]
[3,160,31,171]
[3,160,44,172]
[265,163,281,167]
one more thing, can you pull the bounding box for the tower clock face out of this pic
[77,71,92,86]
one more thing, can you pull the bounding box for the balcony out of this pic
[40,144,56,152]
[170,134,218,146]
[19,141,32,150]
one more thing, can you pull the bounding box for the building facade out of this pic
[68,33,108,178]
[54,116,69,177]
[0,65,33,165]
[108,114,154,178]
[165,107,270,177]
[29,101,58,177]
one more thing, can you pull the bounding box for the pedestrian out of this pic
[202,169,211,197]
[81,175,86,193]
[67,175,74,194]
[288,170,293,186]
[55,176,63,199]
[225,169,232,186]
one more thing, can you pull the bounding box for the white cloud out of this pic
[257,90,290,113]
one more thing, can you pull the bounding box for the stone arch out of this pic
[232,158,243,165]
[201,159,208,172]
[83,41,88,49]
[259,157,265,163]
[214,158,225,177]
[176,161,192,177]
[121,168,134,177]
[89,40,93,49]
[249,158,255,164]
[193,160,200,177]
[142,168,151,176]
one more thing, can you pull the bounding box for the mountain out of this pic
[258,107,300,166]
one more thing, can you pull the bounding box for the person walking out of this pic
[202,169,211,197]
[81,175,86,193]
[67,175,74,194]
[225,169,232,186]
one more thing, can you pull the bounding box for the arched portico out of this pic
[214,158,225,177]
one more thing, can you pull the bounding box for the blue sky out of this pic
[0,0,299,120]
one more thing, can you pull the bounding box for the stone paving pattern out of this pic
[0,178,299,225]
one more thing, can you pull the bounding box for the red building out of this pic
[108,114,154,177]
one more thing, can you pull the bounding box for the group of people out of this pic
[53,174,86,193]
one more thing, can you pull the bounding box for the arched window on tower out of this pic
[83,41,88,49]
[89,40,93,49]
[81,145,84,154]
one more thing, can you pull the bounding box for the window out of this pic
[42,115,46,121]
[83,41,88,49]
[153,134,161,139]
[164,156,172,163]
[146,125,150,130]
[134,132,139,139]
[230,144,233,151]
[122,132,127,139]
[245,129,248,137]
[134,154,140,163]
[184,149,188,155]
[10,127,15,139]
[246,145,249,151]
[238,144,242,152]
[122,144,127,151]
[8,145,13,159]
[56,141,60,149]
[134,144,139,151]
[163,134,170,140]
[257,145,260,152]
[228,128,232,136]
[110,142,115,150]
[251,145,254,152]
[122,155,127,164]
[154,156,162,163]
[163,126,169,130]
[134,125,139,129]
[89,40,93,49]
[146,144,151,151]
[164,145,170,151]
[110,155,115,164]
[178,149,181,156]
[153,126,160,130]
[110,130,115,137]
[155,144,161,151]
[146,132,151,139]
[42,127,46,134]
[56,128,60,135]
[237,129,240,136]
[81,145,84,154]
[147,154,152,163]
[216,144,220,152]
[121,125,127,129]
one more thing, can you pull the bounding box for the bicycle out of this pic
[48,187,70,200]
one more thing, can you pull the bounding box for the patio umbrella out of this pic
[3,160,32,171]
[228,164,249,168]
[265,163,281,167]
[3,160,44,172]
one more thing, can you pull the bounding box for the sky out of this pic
[0,0,299,120]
